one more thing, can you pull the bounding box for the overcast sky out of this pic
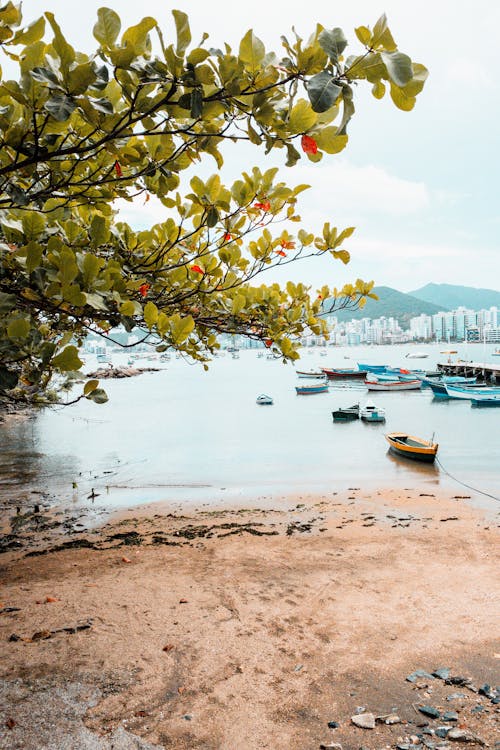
[17,0,500,294]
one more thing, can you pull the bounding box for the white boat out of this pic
[295,370,327,379]
[405,352,429,359]
[444,383,500,401]
[360,401,386,422]
[256,394,273,405]
[366,377,421,391]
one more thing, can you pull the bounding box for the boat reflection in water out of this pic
[385,449,439,477]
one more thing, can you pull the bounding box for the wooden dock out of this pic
[437,361,500,383]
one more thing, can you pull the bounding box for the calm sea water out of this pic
[1,342,499,511]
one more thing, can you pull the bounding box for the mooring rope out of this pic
[435,456,500,502]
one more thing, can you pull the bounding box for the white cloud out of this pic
[294,161,431,220]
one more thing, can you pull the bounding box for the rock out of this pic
[435,727,450,739]
[442,711,458,722]
[418,706,441,719]
[320,744,342,750]
[377,713,402,725]
[447,692,467,702]
[351,713,376,729]
[327,721,339,728]
[432,667,451,680]
[407,670,435,683]
[447,729,485,745]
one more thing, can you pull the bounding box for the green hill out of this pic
[410,283,500,311]
[324,286,447,328]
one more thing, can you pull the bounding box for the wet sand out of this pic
[0,488,499,749]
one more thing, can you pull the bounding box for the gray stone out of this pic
[418,706,441,719]
[351,713,376,729]
[442,711,458,722]
[447,729,485,745]
[432,668,451,680]
[407,670,435,683]
[319,744,342,750]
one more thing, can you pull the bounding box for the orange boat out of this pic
[385,433,438,463]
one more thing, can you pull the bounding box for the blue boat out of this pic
[471,397,500,407]
[357,363,388,374]
[295,382,329,395]
[421,375,477,388]
[445,383,500,401]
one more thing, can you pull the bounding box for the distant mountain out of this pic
[326,286,446,328]
[410,283,500,311]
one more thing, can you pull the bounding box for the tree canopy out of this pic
[0,3,427,404]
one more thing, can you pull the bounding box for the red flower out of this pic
[254,201,271,211]
[276,249,286,257]
[139,283,150,297]
[264,339,273,348]
[224,232,232,241]
[301,135,318,154]
[114,160,123,177]
[190,265,204,274]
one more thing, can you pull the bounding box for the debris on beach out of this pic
[85,366,160,379]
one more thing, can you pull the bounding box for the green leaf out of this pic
[307,72,342,113]
[318,28,348,64]
[44,93,76,121]
[119,300,136,316]
[91,97,114,114]
[206,206,218,227]
[88,387,108,404]
[7,317,30,338]
[355,26,371,46]
[172,10,191,55]
[51,345,83,372]
[144,300,158,328]
[31,66,60,87]
[190,88,203,118]
[12,16,45,46]
[381,51,413,88]
[170,314,195,344]
[45,12,76,72]
[89,214,109,246]
[314,127,347,154]
[22,211,46,240]
[83,379,99,396]
[288,99,317,134]
[285,143,301,167]
[93,7,121,47]
[239,29,265,73]
[0,292,17,314]
[26,241,43,273]
[121,17,156,55]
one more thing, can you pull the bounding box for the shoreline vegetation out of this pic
[1,488,498,749]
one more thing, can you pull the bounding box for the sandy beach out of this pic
[1,487,499,749]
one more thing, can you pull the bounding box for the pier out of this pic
[437,361,500,383]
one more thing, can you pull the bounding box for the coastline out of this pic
[1,487,499,749]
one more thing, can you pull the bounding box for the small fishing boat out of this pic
[332,404,359,422]
[366,377,421,391]
[444,383,500,401]
[357,363,388,374]
[295,369,327,379]
[492,349,500,357]
[360,401,386,423]
[405,352,429,359]
[295,382,329,395]
[256,394,273,405]
[385,433,438,463]
[321,367,367,379]
[421,375,476,389]
[471,396,500,407]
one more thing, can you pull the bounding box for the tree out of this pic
[0,3,427,404]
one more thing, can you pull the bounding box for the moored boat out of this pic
[295,382,329,395]
[360,401,386,423]
[357,363,388,374]
[366,378,421,391]
[405,352,429,359]
[256,394,273,405]
[332,404,359,422]
[385,433,438,463]
[444,383,500,401]
[322,367,367,379]
[471,396,500,407]
[295,369,327,379]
